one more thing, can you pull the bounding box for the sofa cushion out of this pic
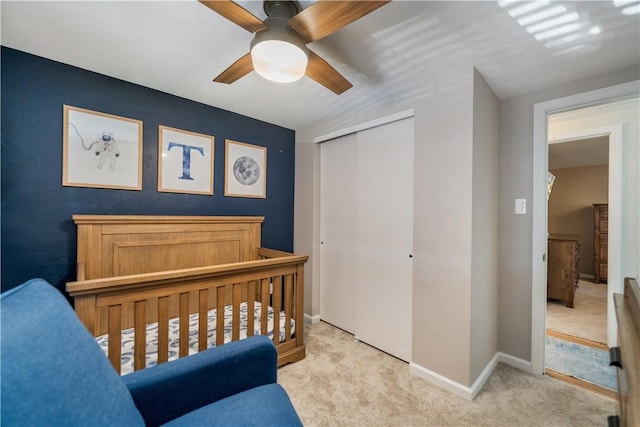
[1,279,145,426]
[162,383,302,427]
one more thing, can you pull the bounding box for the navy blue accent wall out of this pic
[1,47,296,293]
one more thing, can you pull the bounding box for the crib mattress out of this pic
[96,301,294,375]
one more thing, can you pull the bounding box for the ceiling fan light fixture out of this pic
[250,7,308,84]
[251,39,308,83]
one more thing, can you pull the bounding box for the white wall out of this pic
[294,141,320,317]
[470,69,500,382]
[295,67,504,395]
[411,77,474,387]
[294,63,638,394]
[498,65,639,361]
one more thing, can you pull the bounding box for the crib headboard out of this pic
[73,215,264,280]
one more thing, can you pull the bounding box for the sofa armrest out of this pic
[122,335,277,427]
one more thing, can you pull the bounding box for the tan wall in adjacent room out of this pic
[548,165,609,277]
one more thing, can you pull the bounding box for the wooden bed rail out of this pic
[66,250,307,374]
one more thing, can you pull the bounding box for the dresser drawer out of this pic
[600,264,608,280]
[599,206,608,218]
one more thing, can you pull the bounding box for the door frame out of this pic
[548,124,622,340]
[531,80,639,375]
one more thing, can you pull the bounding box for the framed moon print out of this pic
[63,105,143,190]
[224,139,266,198]
[158,125,215,195]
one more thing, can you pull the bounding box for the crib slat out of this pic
[247,281,255,337]
[232,283,242,341]
[134,300,146,371]
[108,305,122,375]
[216,286,225,346]
[158,296,169,364]
[261,278,269,336]
[284,274,293,341]
[198,289,209,352]
[273,276,282,345]
[179,293,190,358]
[295,265,305,349]
[70,249,309,372]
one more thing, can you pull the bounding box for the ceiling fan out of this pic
[199,0,389,95]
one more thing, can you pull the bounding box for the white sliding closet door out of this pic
[319,133,357,333]
[319,117,414,361]
[355,118,414,362]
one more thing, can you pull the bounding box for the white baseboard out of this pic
[469,353,500,399]
[409,351,532,400]
[304,313,321,324]
[409,362,474,400]
[497,351,532,372]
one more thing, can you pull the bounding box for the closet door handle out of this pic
[409,254,413,258]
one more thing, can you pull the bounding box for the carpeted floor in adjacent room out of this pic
[278,321,614,427]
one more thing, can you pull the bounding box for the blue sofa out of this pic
[1,279,303,426]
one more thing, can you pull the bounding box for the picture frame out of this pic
[158,125,215,195]
[224,139,267,199]
[63,105,143,190]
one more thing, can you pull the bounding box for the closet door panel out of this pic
[319,134,357,333]
[355,118,414,361]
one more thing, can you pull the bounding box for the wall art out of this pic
[158,125,215,195]
[224,139,266,198]
[63,105,143,190]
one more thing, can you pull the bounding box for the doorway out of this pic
[544,129,614,392]
[530,82,639,376]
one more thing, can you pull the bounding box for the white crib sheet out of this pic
[96,301,294,375]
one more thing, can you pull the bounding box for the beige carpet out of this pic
[278,321,614,427]
[546,279,607,343]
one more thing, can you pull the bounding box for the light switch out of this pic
[514,198,527,215]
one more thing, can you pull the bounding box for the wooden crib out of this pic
[65,215,307,375]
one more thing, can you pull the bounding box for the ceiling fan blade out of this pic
[306,50,353,95]
[289,1,389,43]
[199,0,268,33]
[213,53,254,84]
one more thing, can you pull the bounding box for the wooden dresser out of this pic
[609,277,639,427]
[547,234,580,308]
[594,203,608,283]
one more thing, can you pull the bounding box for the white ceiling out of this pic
[1,1,639,131]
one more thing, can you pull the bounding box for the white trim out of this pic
[532,100,549,375]
[409,362,476,400]
[497,351,532,372]
[530,80,639,375]
[409,353,500,401]
[304,313,321,324]
[409,351,532,401]
[469,353,500,399]
[314,109,415,143]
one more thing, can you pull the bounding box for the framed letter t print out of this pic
[224,139,266,198]
[158,125,214,195]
